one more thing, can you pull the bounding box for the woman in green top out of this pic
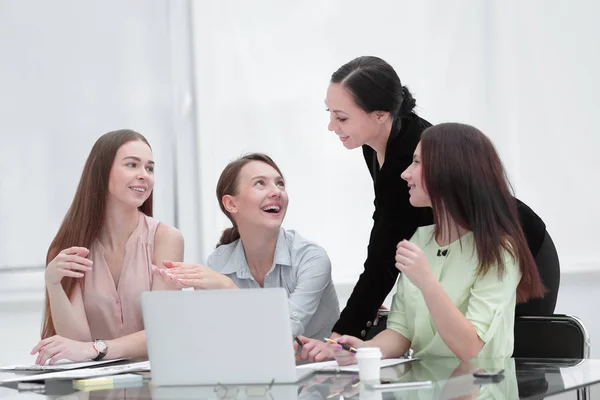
[331,123,545,362]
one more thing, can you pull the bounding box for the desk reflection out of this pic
[151,382,300,399]
[297,358,518,400]
[56,385,150,400]
[44,358,576,399]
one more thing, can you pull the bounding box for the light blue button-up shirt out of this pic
[207,228,340,339]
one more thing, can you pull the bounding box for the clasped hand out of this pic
[328,336,366,366]
[295,335,369,366]
[395,240,436,290]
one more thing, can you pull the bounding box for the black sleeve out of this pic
[514,198,559,316]
[331,213,427,337]
[516,231,560,316]
[333,120,432,337]
[515,198,546,257]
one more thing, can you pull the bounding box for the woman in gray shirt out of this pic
[161,153,340,340]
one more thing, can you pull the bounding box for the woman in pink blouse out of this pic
[30,129,183,365]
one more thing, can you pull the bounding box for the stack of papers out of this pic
[0,358,127,373]
[0,361,151,384]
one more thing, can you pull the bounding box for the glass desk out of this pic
[1,358,598,399]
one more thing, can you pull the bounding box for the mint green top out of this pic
[387,225,522,358]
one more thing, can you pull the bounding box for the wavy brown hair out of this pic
[216,153,283,247]
[420,123,545,302]
[41,129,153,338]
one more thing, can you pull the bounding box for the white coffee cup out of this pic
[355,347,382,382]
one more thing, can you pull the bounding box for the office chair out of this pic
[513,315,590,400]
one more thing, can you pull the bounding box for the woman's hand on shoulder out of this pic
[45,247,92,287]
[30,335,96,365]
[157,261,238,290]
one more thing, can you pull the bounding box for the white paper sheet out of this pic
[0,358,128,372]
[0,361,150,383]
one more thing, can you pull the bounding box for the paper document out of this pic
[296,358,414,373]
[0,358,128,372]
[0,361,150,383]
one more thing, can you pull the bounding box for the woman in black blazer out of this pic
[297,56,560,362]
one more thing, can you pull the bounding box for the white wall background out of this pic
[0,0,204,275]
[1,0,598,284]
[0,0,177,268]
[191,0,600,285]
[0,0,598,379]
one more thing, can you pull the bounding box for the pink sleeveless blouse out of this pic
[81,213,159,340]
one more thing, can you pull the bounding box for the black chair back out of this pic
[513,315,590,359]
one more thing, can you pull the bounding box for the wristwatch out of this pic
[92,339,108,361]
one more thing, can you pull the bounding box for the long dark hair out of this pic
[420,123,545,302]
[41,129,152,338]
[331,56,416,118]
[216,153,284,247]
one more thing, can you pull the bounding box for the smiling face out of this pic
[325,83,388,149]
[107,139,154,209]
[401,142,431,207]
[223,160,289,231]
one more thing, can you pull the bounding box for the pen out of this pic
[324,338,358,354]
[294,336,304,356]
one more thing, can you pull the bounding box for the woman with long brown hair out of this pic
[158,153,340,340]
[330,123,545,362]
[30,129,183,365]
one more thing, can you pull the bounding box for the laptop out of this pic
[141,288,314,386]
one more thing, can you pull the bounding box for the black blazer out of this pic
[332,113,549,337]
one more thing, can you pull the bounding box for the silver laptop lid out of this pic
[142,288,298,386]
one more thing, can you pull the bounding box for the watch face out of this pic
[95,340,108,353]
